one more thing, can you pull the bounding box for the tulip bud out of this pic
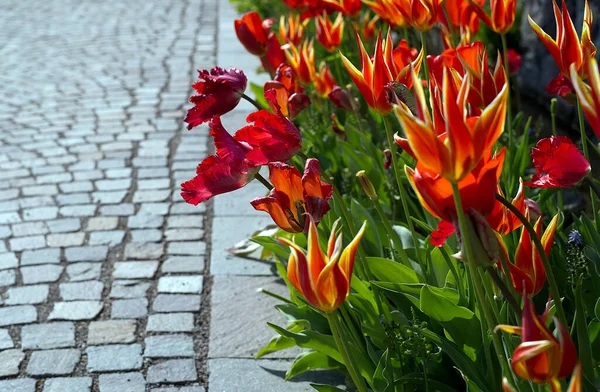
[328,86,355,111]
[382,149,392,170]
[356,170,378,200]
[456,209,499,267]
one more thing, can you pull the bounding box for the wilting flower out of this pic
[528,0,596,93]
[264,64,311,119]
[251,159,332,233]
[437,0,485,47]
[395,65,508,182]
[525,136,590,188]
[507,48,522,75]
[360,11,380,40]
[470,0,517,35]
[234,12,274,56]
[181,117,259,205]
[184,67,247,129]
[363,0,410,29]
[341,30,423,114]
[402,0,444,31]
[279,219,367,312]
[316,12,344,52]
[263,34,287,75]
[314,62,337,97]
[323,0,362,16]
[285,40,316,85]
[279,14,307,46]
[495,295,577,388]
[487,179,525,235]
[571,57,600,137]
[499,214,559,296]
[329,86,356,111]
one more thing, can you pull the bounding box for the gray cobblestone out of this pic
[11,222,48,237]
[27,349,80,375]
[65,246,108,262]
[47,218,81,233]
[85,216,119,231]
[0,253,18,270]
[131,229,163,242]
[48,301,103,320]
[0,305,37,326]
[87,344,143,372]
[147,313,194,332]
[147,359,197,383]
[0,378,35,392]
[21,248,61,265]
[43,377,92,392]
[0,350,25,377]
[152,294,201,313]
[98,372,146,392]
[88,320,137,345]
[60,281,104,300]
[158,276,203,294]
[111,298,149,319]
[46,233,86,247]
[66,263,102,281]
[21,322,75,349]
[4,284,49,305]
[10,235,46,251]
[21,265,63,284]
[144,335,195,358]
[0,329,14,350]
[124,242,164,259]
[113,261,159,279]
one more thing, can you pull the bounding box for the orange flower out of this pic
[264,64,311,119]
[279,14,308,46]
[285,40,316,85]
[402,0,444,32]
[487,179,525,235]
[470,0,517,35]
[571,57,600,138]
[341,30,423,114]
[251,159,332,233]
[234,12,274,56]
[359,11,380,40]
[528,0,596,78]
[316,12,344,52]
[323,0,362,16]
[395,65,508,182]
[438,0,485,47]
[279,219,367,313]
[495,295,577,389]
[363,0,410,29]
[405,149,505,223]
[498,213,558,297]
[314,62,337,97]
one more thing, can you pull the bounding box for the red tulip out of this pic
[506,48,522,75]
[184,67,247,130]
[234,12,274,56]
[251,159,332,232]
[328,86,355,111]
[525,136,590,188]
[181,117,259,205]
[262,34,287,76]
[316,12,344,52]
[264,64,311,119]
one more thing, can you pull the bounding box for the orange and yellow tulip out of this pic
[323,0,362,16]
[316,12,344,52]
[359,11,380,40]
[279,219,367,313]
[438,0,485,47]
[495,295,577,390]
[279,14,308,46]
[363,0,410,29]
[487,179,525,235]
[402,0,444,32]
[528,0,596,79]
[314,62,337,97]
[341,30,423,114]
[499,213,558,297]
[470,0,517,35]
[571,57,600,138]
[285,40,316,85]
[395,65,508,182]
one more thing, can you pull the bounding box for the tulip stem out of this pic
[420,32,429,85]
[577,98,599,225]
[501,34,513,149]
[487,266,522,319]
[495,193,567,326]
[242,93,263,111]
[326,311,368,392]
[451,181,511,381]
[255,173,273,190]
[382,115,424,270]
[550,98,564,212]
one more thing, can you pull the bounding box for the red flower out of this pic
[234,110,302,165]
[507,48,522,75]
[264,64,311,119]
[184,67,247,130]
[262,34,287,75]
[328,86,355,111]
[525,136,590,188]
[251,159,333,232]
[181,117,259,205]
[431,221,455,247]
[546,74,575,98]
[234,12,274,56]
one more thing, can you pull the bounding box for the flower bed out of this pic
[181,0,600,390]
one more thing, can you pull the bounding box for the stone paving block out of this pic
[208,359,344,392]
[21,264,63,284]
[21,248,61,265]
[0,212,22,224]
[89,230,126,246]
[0,305,37,326]
[0,378,35,392]
[88,320,137,345]
[86,344,143,372]
[164,228,204,241]
[0,253,17,270]
[21,322,75,349]
[157,276,203,294]
[146,359,197,383]
[124,242,163,259]
[27,349,80,376]
[60,281,104,300]
[48,301,103,320]
[65,246,108,262]
[9,235,46,251]
[43,377,92,392]
[66,263,102,281]
[11,222,48,237]
[144,335,195,358]
[162,256,204,273]
[111,298,148,319]
[0,329,14,350]
[59,204,97,217]
[110,280,151,298]
[0,269,16,287]
[100,203,135,216]
[4,284,49,305]
[86,216,119,231]
[113,261,159,279]
[210,276,296,358]
[47,218,81,233]
[98,372,146,392]
[0,349,24,377]
[46,232,85,247]
[128,214,163,229]
[130,229,163,242]
[151,388,205,392]
[170,202,205,215]
[138,203,170,215]
[132,189,171,203]
[152,294,201,313]
[56,193,91,205]
[146,313,194,332]
[167,241,205,255]
[0,226,11,240]
[167,215,202,229]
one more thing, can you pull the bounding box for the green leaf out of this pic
[310,384,347,392]
[367,257,420,284]
[419,286,481,361]
[275,304,329,333]
[372,349,393,392]
[286,351,342,380]
[595,297,600,320]
[251,236,290,260]
[267,323,342,362]
[574,277,595,380]
[350,200,383,256]
[255,334,296,359]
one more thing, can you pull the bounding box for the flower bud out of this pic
[456,209,499,267]
[356,170,378,200]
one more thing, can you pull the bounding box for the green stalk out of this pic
[242,93,263,111]
[420,32,429,84]
[382,115,423,270]
[451,182,512,381]
[550,98,564,212]
[439,246,467,305]
[326,311,368,392]
[495,194,567,326]
[578,98,598,224]
[479,268,501,324]
[372,198,411,268]
[254,173,273,190]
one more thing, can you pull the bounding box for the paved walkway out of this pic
[0,0,342,391]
